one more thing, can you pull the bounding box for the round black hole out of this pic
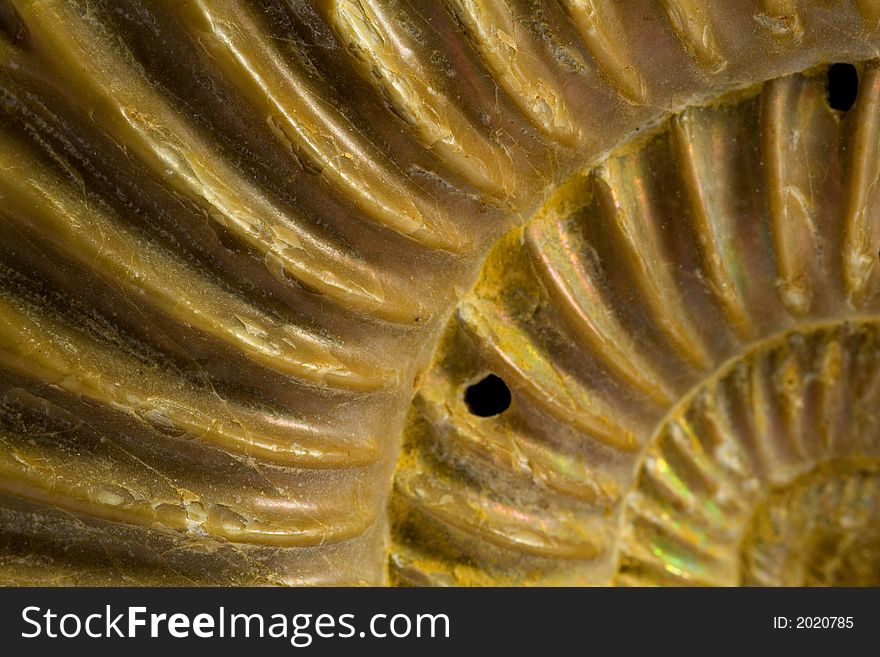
[464,374,511,417]
[827,63,859,112]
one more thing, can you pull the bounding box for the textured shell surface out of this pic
[0,0,879,586]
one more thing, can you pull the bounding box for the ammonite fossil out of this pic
[0,0,879,586]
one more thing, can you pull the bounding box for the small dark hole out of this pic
[464,374,511,417]
[827,63,859,112]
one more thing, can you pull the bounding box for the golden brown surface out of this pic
[0,0,879,585]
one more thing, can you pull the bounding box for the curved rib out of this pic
[659,0,727,72]
[0,294,381,468]
[396,458,604,559]
[446,0,583,146]
[755,0,804,41]
[595,159,712,369]
[672,113,756,338]
[526,216,675,405]
[842,63,880,308]
[0,129,396,393]
[9,0,430,322]
[166,0,470,252]
[457,299,640,452]
[0,416,379,547]
[325,0,516,197]
[560,0,648,104]
[761,75,826,316]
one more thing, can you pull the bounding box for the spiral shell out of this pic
[392,65,880,585]
[0,0,878,586]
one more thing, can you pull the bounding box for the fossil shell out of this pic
[393,62,880,585]
[0,0,879,586]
